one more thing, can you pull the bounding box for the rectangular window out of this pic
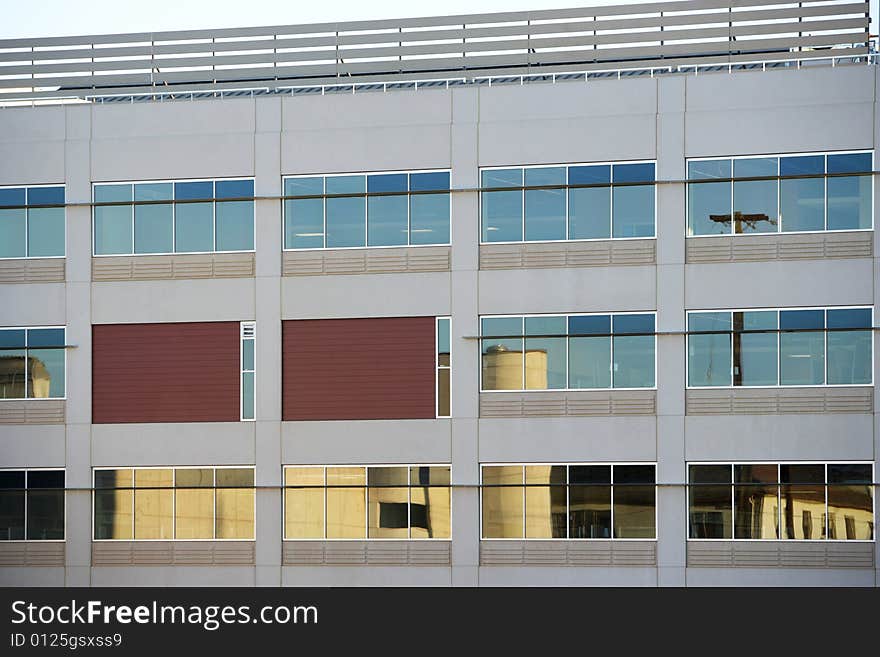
[240,322,255,421]
[687,308,872,387]
[93,467,255,540]
[283,171,450,249]
[688,463,874,541]
[0,469,65,541]
[283,465,451,540]
[481,162,656,243]
[481,464,656,539]
[0,186,65,258]
[481,313,656,391]
[687,151,872,236]
[0,327,66,400]
[436,317,450,418]
[93,179,254,255]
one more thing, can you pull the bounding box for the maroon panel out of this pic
[93,322,240,424]
[283,317,436,420]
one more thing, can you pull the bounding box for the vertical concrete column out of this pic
[253,97,283,586]
[654,76,687,587]
[63,105,93,586]
[449,87,481,586]
[872,65,879,588]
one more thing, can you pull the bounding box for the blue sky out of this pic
[2,0,876,39]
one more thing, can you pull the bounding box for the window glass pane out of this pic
[614,163,655,184]
[28,186,63,205]
[284,177,324,249]
[94,184,133,255]
[326,467,365,538]
[481,317,523,391]
[241,339,255,371]
[27,348,65,398]
[437,318,450,359]
[26,329,64,348]
[780,311,824,385]
[610,315,654,388]
[284,467,324,539]
[780,465,825,540]
[215,468,254,539]
[524,316,566,390]
[689,465,732,539]
[827,152,871,174]
[134,469,173,539]
[27,207,65,257]
[827,330,871,385]
[410,466,450,539]
[0,188,26,206]
[524,465,566,538]
[0,345,27,399]
[174,468,213,540]
[733,311,777,386]
[175,202,213,253]
[827,175,872,231]
[25,470,64,541]
[0,208,26,258]
[410,192,449,245]
[133,183,172,254]
[437,369,450,417]
[410,172,449,192]
[779,155,824,233]
[734,464,778,539]
[687,160,732,235]
[828,465,873,540]
[481,466,523,538]
[216,201,254,251]
[215,180,253,199]
[94,469,132,540]
[367,193,408,246]
[524,167,565,241]
[568,165,611,239]
[174,181,213,201]
[240,371,254,420]
[569,315,610,336]
[368,466,409,538]
[827,308,871,329]
[326,176,365,248]
[733,158,778,234]
[688,312,732,387]
[569,336,611,389]
[569,465,611,538]
[481,169,522,242]
[0,471,25,540]
[0,330,25,348]
[612,184,654,238]
[613,466,655,538]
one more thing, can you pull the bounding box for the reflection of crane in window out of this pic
[709,211,778,233]
[0,355,51,398]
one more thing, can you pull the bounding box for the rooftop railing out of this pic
[0,0,870,106]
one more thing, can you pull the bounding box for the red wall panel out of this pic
[93,322,240,424]
[283,317,436,420]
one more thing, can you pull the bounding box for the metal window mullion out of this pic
[730,464,735,539]
[130,468,135,540]
[23,471,28,540]
[171,469,176,540]
[212,182,217,252]
[23,190,29,258]
[130,185,136,255]
[521,169,526,242]
[564,167,570,241]
[322,177,327,248]
[213,468,217,540]
[171,187,177,254]
[407,467,412,539]
[406,174,412,246]
[824,463,829,540]
[610,465,615,540]
[520,317,526,391]
[610,317,615,389]
[823,154,829,231]
[729,170,734,235]
[775,157,781,233]
[823,312,829,386]
[565,466,570,539]
[363,468,368,540]
[608,170,614,239]
[363,177,369,248]
[521,466,525,539]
